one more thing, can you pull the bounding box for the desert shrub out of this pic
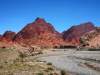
[36,72,44,75]
[1,46,6,49]
[48,73,53,75]
[18,52,27,62]
[4,61,8,64]
[7,72,13,75]
[49,72,58,75]
[38,51,43,54]
[0,65,3,69]
[88,48,100,51]
[19,52,27,58]
[47,67,54,71]
[47,62,52,65]
[60,70,66,75]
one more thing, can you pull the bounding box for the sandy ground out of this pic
[34,49,100,75]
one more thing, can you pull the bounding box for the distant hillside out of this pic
[0,18,100,48]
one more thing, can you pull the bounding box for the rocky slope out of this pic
[2,31,16,42]
[63,22,95,46]
[80,27,100,48]
[0,31,16,48]
[13,18,65,48]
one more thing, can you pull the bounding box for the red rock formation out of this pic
[1,31,16,42]
[0,19,98,48]
[0,35,2,39]
[80,27,100,48]
[0,31,16,48]
[63,22,95,46]
[14,18,65,48]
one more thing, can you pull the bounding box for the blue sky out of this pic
[0,0,100,34]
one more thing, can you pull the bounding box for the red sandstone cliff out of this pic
[13,18,65,48]
[62,22,95,46]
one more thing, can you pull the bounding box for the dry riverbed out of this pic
[0,48,61,75]
[35,49,100,75]
[0,47,100,75]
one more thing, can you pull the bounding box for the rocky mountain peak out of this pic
[13,18,64,47]
[34,17,46,24]
[63,22,95,45]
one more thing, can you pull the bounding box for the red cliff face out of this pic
[14,18,64,48]
[0,35,2,41]
[63,22,95,46]
[0,31,16,42]
[0,35,2,38]
[0,31,16,48]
